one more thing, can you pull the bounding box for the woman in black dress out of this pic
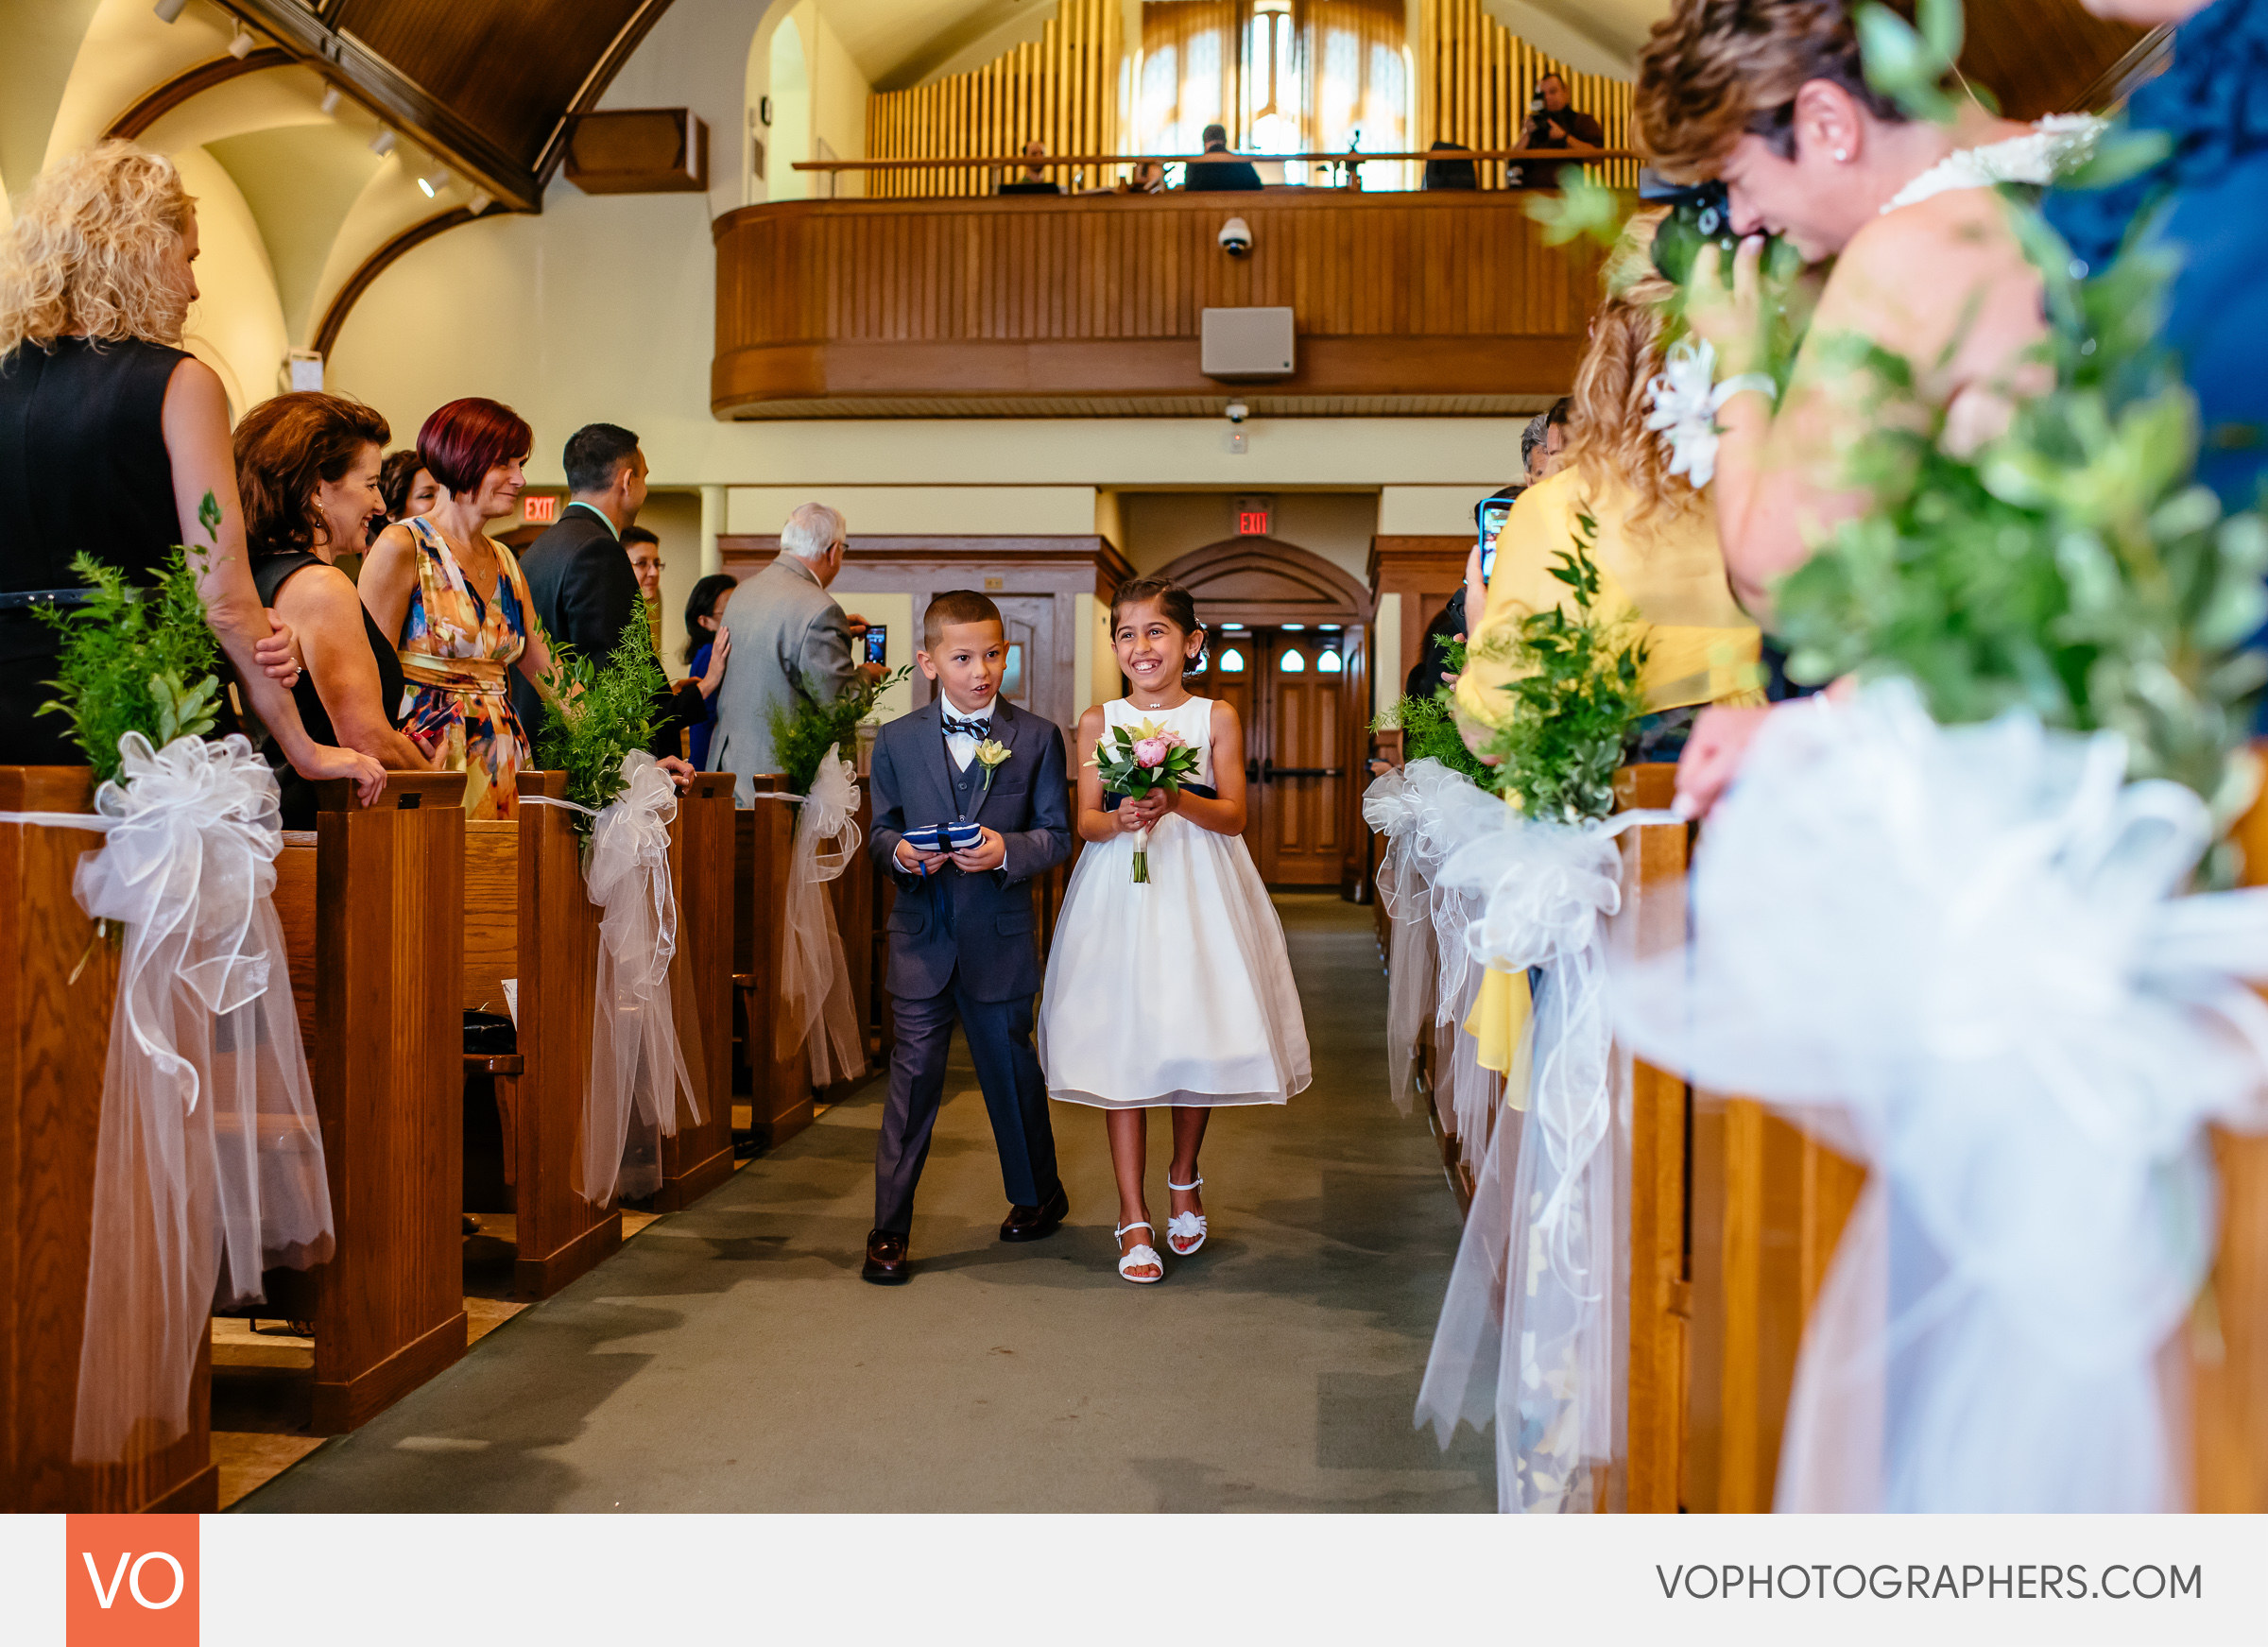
[0,141,381,802]
[234,394,434,828]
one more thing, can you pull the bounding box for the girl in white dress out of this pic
[1038,579,1311,1283]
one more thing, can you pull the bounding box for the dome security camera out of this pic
[1225,402,1250,424]
[1218,216,1252,257]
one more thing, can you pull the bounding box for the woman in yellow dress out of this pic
[1453,210,1763,1074]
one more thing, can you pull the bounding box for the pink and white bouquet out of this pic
[1091,718,1202,883]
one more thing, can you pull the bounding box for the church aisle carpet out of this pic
[238,894,1494,1512]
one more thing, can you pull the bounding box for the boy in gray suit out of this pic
[862,591,1074,1283]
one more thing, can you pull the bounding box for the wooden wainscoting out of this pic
[712,190,1603,419]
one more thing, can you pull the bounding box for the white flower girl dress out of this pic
[1038,695,1311,1108]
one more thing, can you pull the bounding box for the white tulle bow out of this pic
[78,731,284,1098]
[60,733,333,1462]
[578,750,702,1205]
[776,744,866,1087]
[1365,760,1504,1114]
[1412,791,1676,1513]
[1614,679,2268,1511]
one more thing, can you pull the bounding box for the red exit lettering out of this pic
[523,494,558,523]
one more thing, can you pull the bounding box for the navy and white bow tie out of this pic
[941,714,991,740]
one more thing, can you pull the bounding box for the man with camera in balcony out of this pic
[1510,72,1603,191]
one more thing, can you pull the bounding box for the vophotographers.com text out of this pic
[1658,1563,2202,1602]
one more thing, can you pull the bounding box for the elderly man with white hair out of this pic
[707,502,880,802]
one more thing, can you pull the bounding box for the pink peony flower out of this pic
[1132,736,1171,767]
[1158,730,1188,749]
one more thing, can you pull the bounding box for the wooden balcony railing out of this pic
[711,190,1604,419]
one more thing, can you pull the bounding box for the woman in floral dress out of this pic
[359,397,558,818]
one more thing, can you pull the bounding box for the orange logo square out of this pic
[66,1516,198,1646]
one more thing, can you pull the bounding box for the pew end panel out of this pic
[732,778,815,1148]
[507,772,623,1296]
[1685,1095,1865,1512]
[0,766,216,1512]
[1612,763,1693,1515]
[655,774,737,1211]
[306,773,469,1430]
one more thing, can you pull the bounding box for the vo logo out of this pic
[66,1516,198,1645]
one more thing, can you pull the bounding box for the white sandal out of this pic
[1115,1221,1164,1284]
[1166,1174,1208,1256]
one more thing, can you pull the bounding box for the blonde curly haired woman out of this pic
[0,141,380,800]
[1452,207,1763,1074]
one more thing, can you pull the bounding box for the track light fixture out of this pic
[152,0,190,22]
[417,166,449,199]
[319,84,341,116]
[369,128,396,158]
[467,189,494,214]
[226,23,254,58]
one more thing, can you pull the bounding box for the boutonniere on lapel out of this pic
[974,739,1012,796]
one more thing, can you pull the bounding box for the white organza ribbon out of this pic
[1614,679,2268,1511]
[1404,786,1675,1514]
[38,733,334,1463]
[531,752,705,1205]
[1362,760,1515,1147]
[774,744,867,1087]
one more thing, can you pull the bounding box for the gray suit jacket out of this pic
[707,554,861,803]
[868,698,1072,1004]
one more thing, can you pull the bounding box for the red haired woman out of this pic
[359,397,558,818]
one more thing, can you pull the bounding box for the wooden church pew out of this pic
[1680,1098,1865,1512]
[734,775,814,1147]
[653,772,737,1212]
[0,765,215,1512]
[265,772,470,1433]
[2194,781,2268,1509]
[1613,763,1702,1514]
[462,771,619,1298]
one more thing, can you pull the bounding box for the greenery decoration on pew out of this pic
[38,490,225,787]
[770,662,911,796]
[1772,0,2268,837]
[1374,638,1494,788]
[1468,517,1651,823]
[536,612,666,836]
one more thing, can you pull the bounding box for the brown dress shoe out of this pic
[1000,1183,1069,1243]
[862,1227,911,1284]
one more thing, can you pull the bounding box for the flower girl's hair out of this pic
[1108,578,1205,675]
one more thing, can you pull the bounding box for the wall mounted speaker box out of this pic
[1201,308,1296,381]
[565,109,709,194]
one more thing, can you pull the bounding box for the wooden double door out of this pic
[1191,626,1355,886]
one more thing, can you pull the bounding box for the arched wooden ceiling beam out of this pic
[311,204,476,361]
[105,47,296,142]
[535,0,680,183]
[214,0,679,213]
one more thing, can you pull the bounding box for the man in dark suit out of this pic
[1182,123,1263,191]
[862,590,1074,1283]
[515,422,697,754]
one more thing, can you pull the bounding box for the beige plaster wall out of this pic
[1116,490,1381,582]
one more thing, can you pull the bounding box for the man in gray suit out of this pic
[706,501,879,802]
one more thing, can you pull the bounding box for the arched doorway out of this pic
[1152,538,1371,891]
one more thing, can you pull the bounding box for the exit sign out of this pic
[1234,495,1273,537]
[523,495,558,523]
